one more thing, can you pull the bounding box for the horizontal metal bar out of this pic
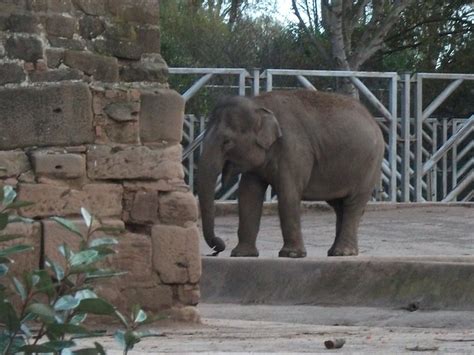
[417,73,474,80]
[182,73,213,102]
[262,69,398,78]
[442,173,473,202]
[170,68,250,75]
[423,117,474,175]
[458,141,474,161]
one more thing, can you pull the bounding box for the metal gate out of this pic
[172,68,474,203]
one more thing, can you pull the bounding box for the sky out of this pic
[274,0,295,23]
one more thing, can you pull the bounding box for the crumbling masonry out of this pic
[0,0,201,319]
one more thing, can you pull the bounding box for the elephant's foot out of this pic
[279,246,307,258]
[231,244,259,257]
[327,243,358,257]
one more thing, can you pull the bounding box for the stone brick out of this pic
[79,15,105,40]
[120,54,168,83]
[27,0,73,12]
[72,0,107,16]
[94,38,143,61]
[0,150,30,178]
[0,62,26,85]
[151,224,201,284]
[32,152,85,179]
[87,144,184,180]
[7,13,40,33]
[104,120,140,144]
[45,48,65,68]
[140,89,184,144]
[107,0,160,25]
[176,284,200,306]
[45,14,77,39]
[17,183,123,218]
[158,191,198,226]
[63,50,118,82]
[0,222,41,277]
[29,68,83,82]
[0,83,93,150]
[5,35,43,62]
[104,102,139,122]
[42,217,123,254]
[48,36,85,50]
[137,26,160,53]
[129,190,159,224]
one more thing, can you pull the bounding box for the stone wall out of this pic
[0,0,201,319]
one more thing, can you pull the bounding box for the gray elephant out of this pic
[197,89,384,258]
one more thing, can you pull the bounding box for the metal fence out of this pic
[171,68,474,203]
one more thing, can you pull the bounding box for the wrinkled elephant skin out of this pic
[197,90,385,258]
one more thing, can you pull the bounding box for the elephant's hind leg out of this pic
[232,173,267,257]
[327,195,368,256]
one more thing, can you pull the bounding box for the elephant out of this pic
[197,89,384,258]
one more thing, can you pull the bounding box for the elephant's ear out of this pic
[255,107,282,150]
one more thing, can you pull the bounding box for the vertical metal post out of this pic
[252,68,260,96]
[401,73,411,202]
[266,71,273,92]
[188,115,195,194]
[414,75,424,201]
[389,75,398,201]
[452,121,459,201]
[442,118,448,199]
[431,120,438,201]
[238,71,246,96]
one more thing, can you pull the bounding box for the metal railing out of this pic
[172,68,474,203]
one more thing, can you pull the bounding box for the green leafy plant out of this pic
[0,186,154,354]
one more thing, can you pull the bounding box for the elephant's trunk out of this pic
[197,134,226,255]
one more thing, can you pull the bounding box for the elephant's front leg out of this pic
[232,173,268,257]
[277,184,307,258]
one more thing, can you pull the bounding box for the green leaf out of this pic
[70,250,100,267]
[8,215,34,224]
[0,301,20,332]
[45,257,65,281]
[59,243,72,259]
[114,330,125,349]
[32,270,55,297]
[70,313,87,325]
[122,330,141,351]
[85,269,126,281]
[4,200,34,210]
[94,342,106,355]
[81,207,93,228]
[76,298,115,315]
[0,213,8,230]
[13,277,27,301]
[114,309,129,327]
[27,303,56,324]
[0,244,33,258]
[0,234,23,243]
[51,217,83,239]
[75,289,98,300]
[89,245,116,257]
[47,323,91,337]
[0,332,25,354]
[54,295,80,311]
[0,264,8,276]
[19,340,76,352]
[134,308,147,324]
[71,348,103,355]
[89,237,118,248]
[2,186,16,205]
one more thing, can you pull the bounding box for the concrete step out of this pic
[201,256,474,310]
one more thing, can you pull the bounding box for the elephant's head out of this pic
[197,96,282,255]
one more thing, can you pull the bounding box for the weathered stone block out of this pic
[0,83,93,150]
[107,0,160,25]
[72,0,107,16]
[87,144,184,180]
[120,54,168,83]
[45,14,77,39]
[137,26,160,53]
[151,224,201,284]
[129,190,159,224]
[7,13,40,33]
[0,222,41,277]
[49,36,85,50]
[28,0,73,12]
[140,90,184,144]
[5,35,43,62]
[104,120,140,144]
[45,48,64,68]
[32,152,85,179]
[63,50,118,82]
[158,191,198,226]
[0,150,30,178]
[79,15,105,39]
[29,68,83,82]
[104,102,139,122]
[0,62,26,85]
[17,183,123,218]
[94,38,143,61]
[177,284,200,306]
